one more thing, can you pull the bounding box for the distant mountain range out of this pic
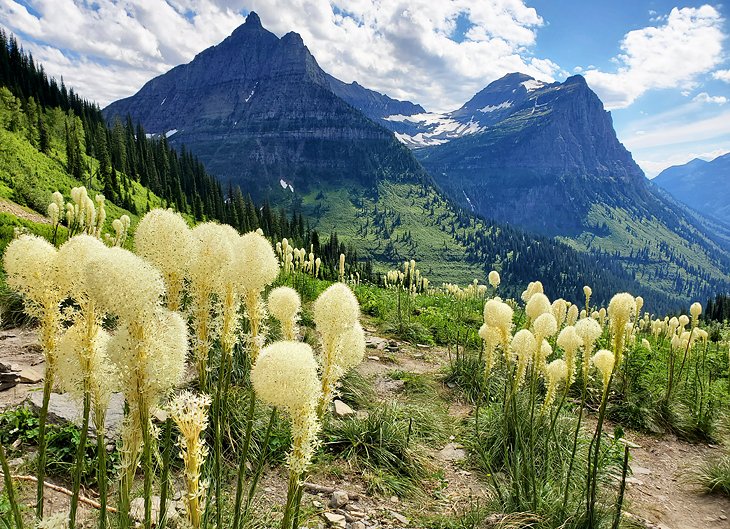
[654,153,730,221]
[103,12,730,308]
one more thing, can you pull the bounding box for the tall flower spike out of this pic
[233,230,279,365]
[251,341,322,475]
[134,209,193,311]
[188,223,235,385]
[511,329,536,387]
[169,391,212,529]
[542,359,568,412]
[268,286,302,341]
[575,317,603,384]
[592,349,615,393]
[525,293,551,323]
[85,246,165,322]
[56,324,116,412]
[479,324,500,377]
[557,325,582,385]
[607,293,635,366]
[488,270,500,288]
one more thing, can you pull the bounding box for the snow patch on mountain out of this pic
[522,79,545,92]
[479,101,512,112]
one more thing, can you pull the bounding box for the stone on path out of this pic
[28,391,125,438]
[333,399,355,418]
[437,442,466,461]
[322,512,346,528]
[329,489,349,508]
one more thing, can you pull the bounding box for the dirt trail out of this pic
[0,199,49,225]
[622,430,730,529]
[1,324,729,528]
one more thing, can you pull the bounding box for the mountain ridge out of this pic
[102,13,730,308]
[653,152,730,221]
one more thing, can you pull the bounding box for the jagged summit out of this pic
[244,10,262,27]
[103,14,427,200]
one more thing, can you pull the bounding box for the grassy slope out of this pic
[563,203,730,294]
[300,181,484,283]
[0,127,168,238]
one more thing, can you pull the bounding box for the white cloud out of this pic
[713,69,730,82]
[624,109,730,152]
[584,5,725,110]
[0,0,562,111]
[693,92,728,104]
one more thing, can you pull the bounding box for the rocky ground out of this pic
[0,325,729,529]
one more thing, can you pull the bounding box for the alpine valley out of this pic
[32,12,730,311]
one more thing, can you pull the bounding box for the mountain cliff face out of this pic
[410,73,730,297]
[103,12,427,201]
[103,14,730,306]
[654,153,730,221]
[325,74,425,124]
[416,74,648,235]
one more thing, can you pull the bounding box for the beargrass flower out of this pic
[268,286,301,341]
[526,293,552,323]
[169,391,212,529]
[575,317,603,384]
[592,349,615,393]
[134,209,192,311]
[251,341,321,475]
[542,359,568,411]
[511,329,536,387]
[557,325,582,385]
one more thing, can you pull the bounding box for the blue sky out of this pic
[1,1,729,177]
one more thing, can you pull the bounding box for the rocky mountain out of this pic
[654,153,730,221]
[104,12,427,201]
[409,73,730,298]
[325,74,425,125]
[103,13,730,307]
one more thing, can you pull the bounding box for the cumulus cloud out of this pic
[584,5,725,110]
[693,92,727,104]
[713,69,730,82]
[0,0,562,111]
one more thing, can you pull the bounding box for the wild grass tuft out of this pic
[323,402,432,496]
[690,454,730,495]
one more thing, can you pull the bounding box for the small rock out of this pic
[333,400,355,418]
[367,356,381,361]
[355,410,370,420]
[625,477,643,486]
[350,522,366,529]
[437,443,466,462]
[720,514,727,521]
[390,511,409,525]
[446,381,456,389]
[312,500,323,508]
[329,490,349,509]
[322,512,346,528]
[416,344,430,349]
[631,465,651,475]
[389,496,399,503]
[412,353,424,359]
[129,496,179,524]
[18,367,43,384]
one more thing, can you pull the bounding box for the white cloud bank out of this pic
[584,5,726,110]
[0,0,563,111]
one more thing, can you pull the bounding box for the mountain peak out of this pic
[564,74,587,86]
[244,11,262,28]
[281,31,304,46]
